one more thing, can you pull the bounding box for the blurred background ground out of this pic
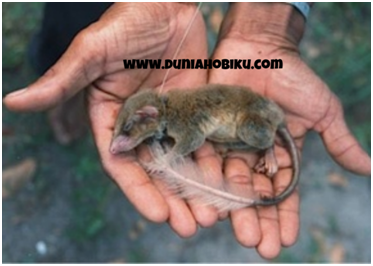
[2,2,371,263]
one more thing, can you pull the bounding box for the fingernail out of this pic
[6,88,28,98]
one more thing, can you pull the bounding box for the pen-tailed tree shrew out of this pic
[110,84,300,211]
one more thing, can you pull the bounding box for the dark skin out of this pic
[3,3,370,259]
[209,3,371,257]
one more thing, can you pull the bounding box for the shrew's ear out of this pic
[135,105,159,119]
[123,106,159,132]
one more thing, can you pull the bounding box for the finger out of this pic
[224,157,261,247]
[218,211,229,221]
[136,142,197,237]
[273,144,304,172]
[153,178,198,238]
[253,173,281,259]
[321,101,371,176]
[273,168,300,247]
[190,142,221,228]
[226,150,258,168]
[88,94,169,223]
[4,28,104,112]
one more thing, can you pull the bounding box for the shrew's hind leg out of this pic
[254,146,278,177]
[238,116,278,177]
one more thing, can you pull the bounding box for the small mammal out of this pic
[110,84,300,208]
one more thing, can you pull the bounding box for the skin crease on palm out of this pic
[3,3,371,260]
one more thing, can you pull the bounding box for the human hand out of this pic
[3,3,209,236]
[208,3,371,259]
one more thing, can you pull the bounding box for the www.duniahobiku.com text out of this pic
[123,58,283,70]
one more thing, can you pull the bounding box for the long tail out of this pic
[143,141,258,212]
[143,125,300,211]
[254,125,300,206]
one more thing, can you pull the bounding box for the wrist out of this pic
[219,3,308,49]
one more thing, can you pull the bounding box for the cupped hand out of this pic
[4,3,209,237]
[208,19,370,258]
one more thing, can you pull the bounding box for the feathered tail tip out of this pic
[142,141,259,212]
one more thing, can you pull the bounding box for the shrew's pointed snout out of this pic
[109,135,136,154]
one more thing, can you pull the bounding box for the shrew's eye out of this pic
[122,120,133,133]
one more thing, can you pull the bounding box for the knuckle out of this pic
[73,26,103,65]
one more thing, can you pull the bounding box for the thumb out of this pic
[320,99,371,176]
[3,29,103,112]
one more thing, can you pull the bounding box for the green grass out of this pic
[272,250,300,263]
[66,136,114,243]
[126,249,148,263]
[2,2,44,69]
[306,235,326,263]
[2,2,116,245]
[301,3,371,152]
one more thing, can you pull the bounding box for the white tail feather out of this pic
[142,142,259,212]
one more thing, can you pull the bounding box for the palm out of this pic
[212,37,369,172]
[85,3,209,236]
[208,38,309,257]
[208,36,370,257]
[209,39,320,257]
[212,38,334,133]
